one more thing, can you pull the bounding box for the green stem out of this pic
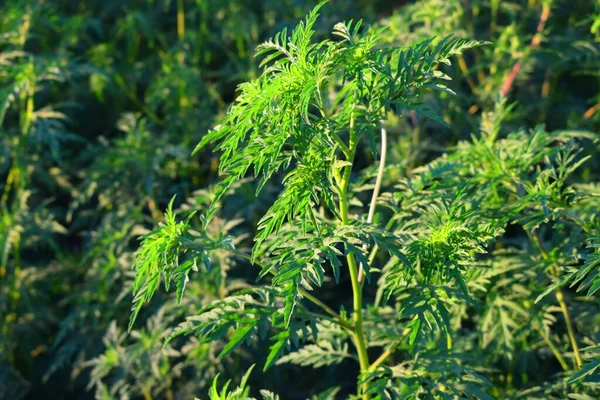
[177,0,185,40]
[21,89,34,137]
[3,85,33,203]
[369,324,415,371]
[348,253,370,399]
[537,327,569,371]
[298,288,355,332]
[177,0,185,65]
[370,217,396,309]
[556,288,583,369]
[246,301,349,330]
[457,54,478,96]
[529,231,582,369]
[1,161,17,204]
[331,131,351,158]
[369,341,400,371]
[339,107,370,400]
[359,122,387,283]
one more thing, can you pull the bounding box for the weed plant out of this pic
[1,0,599,399]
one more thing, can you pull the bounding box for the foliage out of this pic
[1,0,599,399]
[128,1,599,399]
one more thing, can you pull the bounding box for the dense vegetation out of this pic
[1,0,599,399]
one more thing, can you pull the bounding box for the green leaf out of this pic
[567,359,600,384]
[218,319,259,359]
[264,331,289,371]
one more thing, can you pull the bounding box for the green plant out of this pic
[1,5,81,391]
[129,3,600,399]
[1,1,382,398]
[2,0,598,399]
[123,3,486,398]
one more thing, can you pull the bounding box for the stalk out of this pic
[500,2,551,97]
[583,103,599,119]
[298,288,355,333]
[113,73,164,126]
[529,231,582,369]
[368,328,410,371]
[21,88,34,137]
[358,123,387,284]
[338,107,370,399]
[512,175,582,370]
[490,0,499,32]
[555,289,583,368]
[177,0,185,41]
[177,0,186,65]
[1,164,16,204]
[3,87,33,204]
[537,327,569,371]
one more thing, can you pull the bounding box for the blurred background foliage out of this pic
[0,0,598,399]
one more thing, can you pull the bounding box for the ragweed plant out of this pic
[1,5,81,391]
[1,1,380,397]
[128,3,497,398]
[0,0,596,398]
[127,2,599,400]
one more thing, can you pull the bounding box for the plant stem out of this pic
[339,107,370,400]
[246,301,350,331]
[369,326,412,371]
[298,288,355,332]
[347,253,370,399]
[500,2,550,97]
[3,85,33,204]
[330,131,351,158]
[358,122,387,284]
[369,338,402,371]
[177,0,185,40]
[1,161,17,204]
[537,328,569,371]
[368,218,395,265]
[21,89,34,137]
[529,231,582,369]
[556,289,583,368]
[583,103,599,119]
[177,0,185,65]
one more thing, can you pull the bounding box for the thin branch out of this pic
[341,104,370,400]
[583,103,599,119]
[368,218,395,265]
[529,231,583,369]
[298,288,355,332]
[369,341,399,371]
[358,122,387,284]
[177,0,185,64]
[369,328,410,371]
[331,131,351,157]
[537,327,569,372]
[500,2,551,97]
[556,288,583,368]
